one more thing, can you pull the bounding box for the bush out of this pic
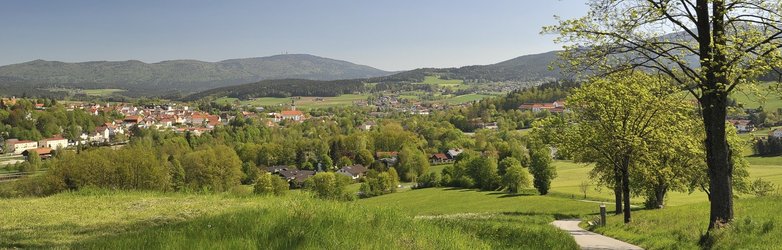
[254,173,288,196]
[304,172,354,201]
[749,178,777,197]
[416,172,442,189]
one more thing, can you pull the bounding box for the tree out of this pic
[545,72,688,222]
[503,163,531,194]
[529,146,555,195]
[546,0,782,229]
[466,157,501,191]
[356,149,375,166]
[168,158,186,191]
[498,157,522,176]
[337,156,353,168]
[25,150,41,172]
[579,181,590,199]
[254,173,275,195]
[304,172,353,200]
[181,145,243,192]
[397,144,430,182]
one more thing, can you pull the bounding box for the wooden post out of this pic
[600,204,607,226]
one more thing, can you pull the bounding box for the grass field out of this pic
[731,82,782,110]
[549,160,782,206]
[82,89,126,96]
[215,94,370,109]
[593,196,782,249]
[1,188,581,249]
[442,94,495,104]
[416,75,465,87]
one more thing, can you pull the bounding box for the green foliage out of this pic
[467,157,501,191]
[240,162,260,185]
[502,162,531,194]
[253,173,288,196]
[359,169,399,198]
[336,156,353,168]
[304,172,354,201]
[529,146,555,195]
[181,145,243,192]
[47,145,171,192]
[416,172,442,189]
[748,178,777,197]
[398,143,430,182]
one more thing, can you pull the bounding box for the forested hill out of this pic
[183,79,366,100]
[368,51,561,83]
[0,54,391,96]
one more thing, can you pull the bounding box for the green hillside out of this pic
[0,54,391,96]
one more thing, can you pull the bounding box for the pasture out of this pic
[215,94,370,109]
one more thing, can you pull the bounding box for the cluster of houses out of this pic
[265,164,370,188]
[2,136,68,158]
[728,119,755,133]
[518,100,567,113]
[430,148,463,164]
[66,102,227,142]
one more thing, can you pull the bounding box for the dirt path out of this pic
[551,219,643,250]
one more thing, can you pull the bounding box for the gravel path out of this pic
[551,219,643,250]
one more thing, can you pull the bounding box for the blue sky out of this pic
[0,1,589,71]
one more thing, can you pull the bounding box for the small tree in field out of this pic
[529,146,555,195]
[503,163,531,194]
[579,181,589,199]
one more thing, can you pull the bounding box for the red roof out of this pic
[431,153,449,160]
[281,110,303,116]
[29,147,52,155]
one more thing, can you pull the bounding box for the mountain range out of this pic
[0,51,562,98]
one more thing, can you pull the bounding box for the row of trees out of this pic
[753,137,782,156]
[537,72,749,224]
[437,145,555,195]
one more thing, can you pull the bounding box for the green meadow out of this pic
[215,94,370,109]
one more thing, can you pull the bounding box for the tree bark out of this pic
[621,157,631,223]
[653,184,667,209]
[696,0,733,230]
[701,92,734,229]
[614,166,623,215]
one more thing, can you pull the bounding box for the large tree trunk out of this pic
[701,92,734,229]
[621,157,631,223]
[614,166,623,215]
[696,0,733,230]
[650,183,667,209]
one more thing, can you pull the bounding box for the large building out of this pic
[5,139,39,155]
[39,137,68,150]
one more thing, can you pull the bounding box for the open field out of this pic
[549,160,782,206]
[358,187,597,216]
[82,89,126,96]
[215,94,370,109]
[442,94,495,104]
[731,82,782,110]
[415,75,465,87]
[1,188,579,249]
[594,196,782,249]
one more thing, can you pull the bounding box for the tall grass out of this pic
[74,194,488,249]
[425,213,579,250]
[591,196,782,249]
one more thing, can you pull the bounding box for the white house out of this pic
[337,164,368,180]
[39,137,68,150]
[771,128,782,139]
[5,139,39,155]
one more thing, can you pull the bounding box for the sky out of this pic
[0,1,590,71]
